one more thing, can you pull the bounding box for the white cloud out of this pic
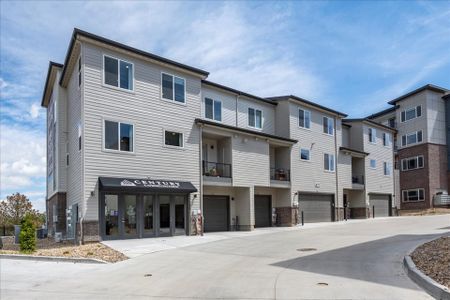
[30,103,40,119]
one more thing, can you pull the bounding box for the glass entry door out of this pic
[159,195,171,236]
[122,195,137,237]
[157,194,187,236]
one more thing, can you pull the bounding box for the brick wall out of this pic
[350,207,368,219]
[275,207,297,226]
[46,192,67,236]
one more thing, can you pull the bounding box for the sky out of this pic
[1,1,450,212]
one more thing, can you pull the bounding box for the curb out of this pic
[0,254,107,264]
[403,240,450,300]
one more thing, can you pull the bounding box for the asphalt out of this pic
[1,215,449,299]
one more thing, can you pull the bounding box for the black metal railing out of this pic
[352,175,365,184]
[202,161,232,178]
[270,168,290,181]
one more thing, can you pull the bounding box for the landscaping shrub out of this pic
[19,214,36,253]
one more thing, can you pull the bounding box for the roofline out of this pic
[443,93,450,100]
[339,146,369,156]
[387,84,448,105]
[202,80,277,106]
[41,61,64,107]
[366,105,399,119]
[267,95,348,117]
[60,28,209,85]
[194,118,297,144]
[343,118,397,133]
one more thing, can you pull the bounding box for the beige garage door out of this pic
[298,193,334,223]
[369,194,391,217]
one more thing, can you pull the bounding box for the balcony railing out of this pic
[202,161,232,178]
[270,168,290,181]
[352,175,365,185]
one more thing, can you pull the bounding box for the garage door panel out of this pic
[299,194,333,223]
[255,195,271,228]
[369,194,390,217]
[203,196,229,232]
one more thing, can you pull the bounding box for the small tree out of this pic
[19,214,36,253]
[0,193,44,227]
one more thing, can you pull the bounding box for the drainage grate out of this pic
[317,282,328,286]
[144,274,152,277]
[297,248,317,252]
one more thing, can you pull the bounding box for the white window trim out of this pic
[383,132,391,147]
[402,130,423,147]
[401,155,425,171]
[383,162,392,176]
[77,122,82,152]
[369,159,377,170]
[247,107,263,130]
[300,148,311,161]
[324,153,335,172]
[402,188,425,202]
[298,108,311,130]
[322,116,334,136]
[401,105,422,123]
[163,129,185,149]
[369,128,377,144]
[160,72,187,105]
[102,54,135,93]
[102,118,136,154]
[204,97,222,122]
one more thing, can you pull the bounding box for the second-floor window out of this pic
[300,148,310,161]
[298,109,311,129]
[401,130,423,147]
[164,130,184,147]
[401,105,422,122]
[205,98,222,121]
[384,162,391,176]
[324,153,335,172]
[162,73,185,103]
[383,132,391,146]
[369,128,376,143]
[248,108,262,129]
[323,116,334,135]
[401,155,424,171]
[370,159,377,169]
[104,120,134,152]
[104,56,133,90]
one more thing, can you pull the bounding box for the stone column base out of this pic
[350,207,369,219]
[275,207,298,226]
[77,220,100,244]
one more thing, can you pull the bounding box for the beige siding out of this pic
[396,91,427,149]
[426,90,446,145]
[57,75,68,192]
[82,42,202,221]
[237,97,276,135]
[275,101,290,138]
[201,86,237,126]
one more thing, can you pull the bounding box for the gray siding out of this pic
[237,97,275,135]
[201,86,237,126]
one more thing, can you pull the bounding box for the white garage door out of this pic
[369,194,391,217]
[298,193,334,223]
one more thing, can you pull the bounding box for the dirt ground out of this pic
[398,208,450,216]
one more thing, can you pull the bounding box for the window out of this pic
[323,116,334,135]
[383,132,391,146]
[164,130,183,147]
[205,98,222,121]
[104,56,133,90]
[161,73,185,103]
[370,159,377,169]
[66,153,69,166]
[401,105,422,122]
[300,148,310,161]
[388,118,396,128]
[324,153,335,172]
[369,128,376,143]
[78,123,82,151]
[402,188,425,202]
[383,162,391,176]
[401,155,424,171]
[248,108,262,129]
[78,57,81,87]
[401,130,423,146]
[104,120,134,152]
[298,109,311,129]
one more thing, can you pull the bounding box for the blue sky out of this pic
[1,1,450,211]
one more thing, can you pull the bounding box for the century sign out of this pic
[120,179,181,188]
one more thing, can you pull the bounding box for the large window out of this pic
[162,73,185,103]
[370,159,377,169]
[104,56,133,90]
[401,130,423,147]
[298,109,311,129]
[164,130,183,147]
[104,120,134,152]
[401,105,422,122]
[205,98,222,121]
[368,128,376,143]
[323,116,334,135]
[324,153,335,172]
[402,188,425,202]
[248,108,262,129]
[300,148,310,161]
[383,132,391,147]
[383,162,391,176]
[401,155,424,171]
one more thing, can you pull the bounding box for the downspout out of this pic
[80,41,86,244]
[334,117,340,222]
[199,125,204,234]
[235,94,239,126]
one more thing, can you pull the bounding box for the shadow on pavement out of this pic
[271,232,449,290]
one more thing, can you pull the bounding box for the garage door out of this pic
[255,195,271,227]
[203,196,229,232]
[369,194,391,217]
[298,193,334,223]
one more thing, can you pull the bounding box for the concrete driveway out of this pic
[2,215,449,299]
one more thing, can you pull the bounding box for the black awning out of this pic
[99,177,197,193]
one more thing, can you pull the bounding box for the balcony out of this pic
[270,168,290,181]
[202,161,232,186]
[351,175,365,190]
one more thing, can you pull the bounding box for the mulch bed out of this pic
[0,238,127,263]
[411,236,450,288]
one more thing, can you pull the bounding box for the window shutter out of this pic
[401,111,406,122]
[416,106,422,117]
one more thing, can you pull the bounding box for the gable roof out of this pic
[41,61,64,107]
[267,95,348,117]
[387,84,448,105]
[367,105,398,119]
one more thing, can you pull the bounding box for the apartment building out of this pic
[42,29,395,242]
[368,85,450,211]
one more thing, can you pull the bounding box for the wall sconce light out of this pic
[90,191,95,197]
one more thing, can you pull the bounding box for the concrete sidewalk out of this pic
[103,217,390,258]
